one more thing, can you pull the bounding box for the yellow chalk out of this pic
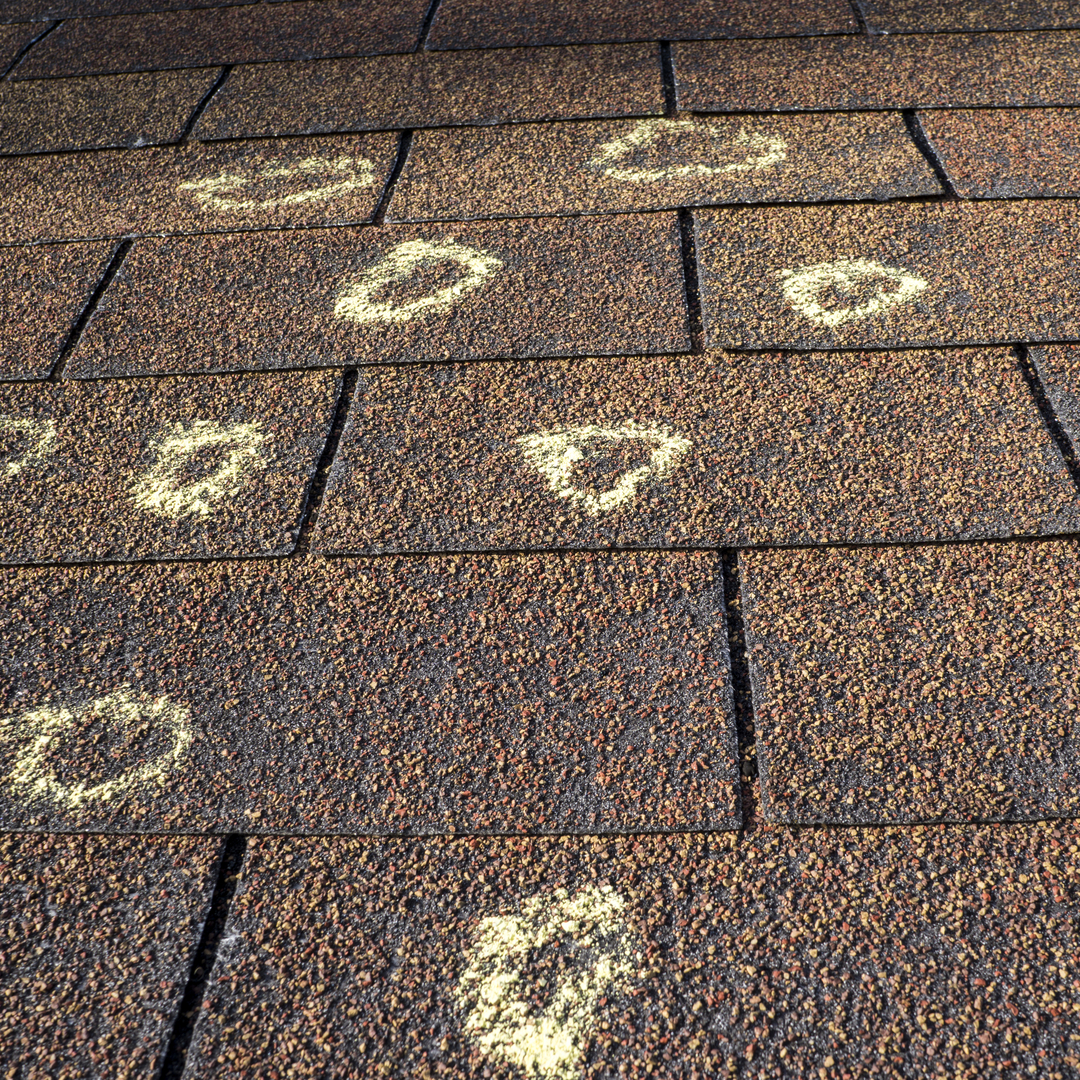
[179,154,376,212]
[130,419,267,519]
[0,416,57,478]
[587,119,786,183]
[779,257,928,328]
[456,884,640,1080]
[4,687,192,809]
[334,239,503,325]
[516,422,691,515]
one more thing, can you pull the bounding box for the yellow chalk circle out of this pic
[587,119,787,183]
[3,687,192,809]
[456,884,639,1080]
[779,257,928,328]
[0,416,57,478]
[516,422,691,515]
[130,419,267,519]
[178,154,376,212]
[334,239,503,324]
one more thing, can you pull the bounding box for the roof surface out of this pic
[2,2,1080,1078]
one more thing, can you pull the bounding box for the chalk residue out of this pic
[516,422,691,515]
[1,416,57,478]
[456,884,639,1080]
[4,687,192,809]
[588,118,787,183]
[130,419,267,519]
[334,239,503,324]
[179,154,376,212]
[780,257,928,328]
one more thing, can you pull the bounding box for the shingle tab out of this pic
[315,350,1080,553]
[0,371,340,563]
[195,44,663,139]
[919,107,1080,198]
[696,201,1080,349]
[675,31,1080,112]
[862,0,1080,33]
[13,0,429,78]
[1031,344,1080,449]
[0,241,112,380]
[742,540,1080,824]
[0,552,739,834]
[425,0,856,50]
[183,824,1080,1078]
[0,68,219,154]
[1,832,220,1079]
[0,134,397,244]
[68,215,689,377]
[390,113,941,222]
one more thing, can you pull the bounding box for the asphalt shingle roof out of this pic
[2,4,1079,1078]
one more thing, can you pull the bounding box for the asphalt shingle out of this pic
[0,371,340,563]
[2,0,240,19]
[0,22,39,71]
[1031,344,1080,450]
[194,44,664,139]
[389,113,941,222]
[0,68,219,154]
[315,349,1080,553]
[183,823,1080,1078]
[0,552,738,834]
[0,241,113,380]
[13,0,429,78]
[0,133,397,244]
[742,540,1080,825]
[675,31,1080,112]
[0,832,220,1080]
[861,0,1080,33]
[425,0,857,50]
[696,201,1080,349]
[68,215,689,377]
[918,107,1080,198]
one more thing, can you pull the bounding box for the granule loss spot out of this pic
[334,239,504,325]
[455,884,642,1080]
[0,416,58,478]
[516,421,691,515]
[2,687,192,809]
[178,154,377,212]
[129,419,268,519]
[779,257,928,328]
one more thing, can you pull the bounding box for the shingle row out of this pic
[12,32,1080,154]
[8,823,1080,1077]
[12,199,1080,378]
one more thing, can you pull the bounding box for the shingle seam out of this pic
[156,833,247,1080]
[7,531,1080,572]
[903,109,957,197]
[372,128,414,225]
[659,41,677,116]
[721,551,759,832]
[416,0,443,50]
[1016,344,1080,495]
[179,64,232,143]
[49,237,132,381]
[2,18,59,79]
[849,0,869,36]
[677,208,704,353]
[293,367,359,555]
[0,191,978,249]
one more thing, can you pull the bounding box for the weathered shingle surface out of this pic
[3,4,1080,1077]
